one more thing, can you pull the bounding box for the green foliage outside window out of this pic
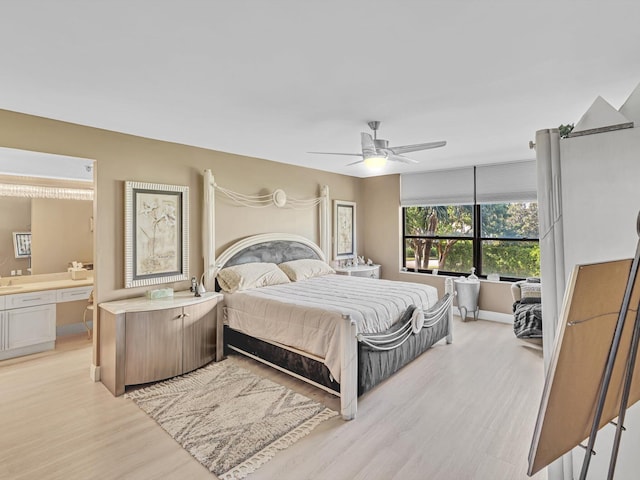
[405,205,473,270]
[482,241,540,278]
[481,203,539,239]
[404,202,540,279]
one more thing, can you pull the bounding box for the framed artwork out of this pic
[12,232,32,258]
[124,181,189,288]
[333,200,356,259]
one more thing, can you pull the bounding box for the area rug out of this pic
[125,360,338,479]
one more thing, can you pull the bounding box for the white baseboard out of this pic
[456,309,513,324]
[90,364,101,382]
[478,310,513,324]
[0,341,56,361]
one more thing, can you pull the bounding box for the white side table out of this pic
[454,278,480,321]
[334,264,381,279]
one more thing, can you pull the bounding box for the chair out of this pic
[83,289,94,339]
[511,279,542,340]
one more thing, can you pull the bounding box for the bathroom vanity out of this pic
[0,274,93,360]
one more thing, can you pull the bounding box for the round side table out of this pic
[454,278,480,321]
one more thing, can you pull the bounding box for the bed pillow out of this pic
[217,262,290,293]
[520,282,542,304]
[278,258,335,281]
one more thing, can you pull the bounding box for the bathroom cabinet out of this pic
[0,291,56,360]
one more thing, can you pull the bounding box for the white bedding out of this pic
[224,274,439,382]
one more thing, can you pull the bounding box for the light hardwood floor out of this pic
[0,319,547,480]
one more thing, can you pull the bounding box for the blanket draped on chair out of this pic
[513,301,543,339]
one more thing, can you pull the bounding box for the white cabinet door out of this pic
[5,304,56,350]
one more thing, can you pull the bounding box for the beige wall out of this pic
[0,196,31,277]
[361,173,514,314]
[0,108,516,367]
[0,109,364,363]
[31,198,93,274]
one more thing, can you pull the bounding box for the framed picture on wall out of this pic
[124,181,189,288]
[12,232,32,258]
[334,200,356,259]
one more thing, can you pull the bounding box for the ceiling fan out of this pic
[308,121,446,168]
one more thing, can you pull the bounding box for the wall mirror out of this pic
[0,147,95,278]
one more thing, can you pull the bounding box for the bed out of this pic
[214,233,454,420]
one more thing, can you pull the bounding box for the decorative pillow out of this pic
[216,262,290,293]
[520,282,542,304]
[278,258,335,281]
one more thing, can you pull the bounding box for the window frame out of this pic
[402,203,539,282]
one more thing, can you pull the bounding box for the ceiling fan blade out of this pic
[388,140,447,155]
[307,151,364,157]
[388,154,419,164]
[360,132,377,156]
[346,159,365,166]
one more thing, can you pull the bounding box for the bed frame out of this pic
[215,233,454,420]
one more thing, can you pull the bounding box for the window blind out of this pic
[400,167,474,206]
[400,160,537,206]
[475,160,537,203]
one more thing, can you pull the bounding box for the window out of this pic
[479,202,539,279]
[400,161,539,280]
[403,202,539,280]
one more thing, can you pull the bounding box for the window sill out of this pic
[399,269,518,284]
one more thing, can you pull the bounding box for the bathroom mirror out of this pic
[0,147,94,278]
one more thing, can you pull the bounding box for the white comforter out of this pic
[224,274,438,382]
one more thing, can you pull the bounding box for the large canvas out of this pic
[528,258,640,475]
[124,181,189,288]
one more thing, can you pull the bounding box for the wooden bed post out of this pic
[445,277,454,344]
[203,169,216,290]
[340,314,358,420]
[319,185,330,261]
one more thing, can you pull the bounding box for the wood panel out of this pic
[216,300,224,362]
[182,300,217,373]
[124,307,183,385]
[529,258,640,475]
[98,309,124,395]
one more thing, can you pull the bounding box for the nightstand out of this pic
[334,264,381,279]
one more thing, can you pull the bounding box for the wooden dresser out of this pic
[99,291,223,396]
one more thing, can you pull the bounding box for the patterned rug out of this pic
[125,360,337,479]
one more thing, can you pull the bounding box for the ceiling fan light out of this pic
[363,156,387,168]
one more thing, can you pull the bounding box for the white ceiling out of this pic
[1,1,639,179]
